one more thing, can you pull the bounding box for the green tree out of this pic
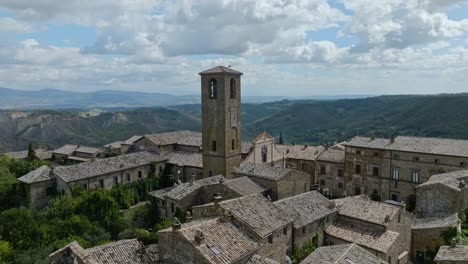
[27,143,36,161]
[0,240,13,264]
[279,132,284,144]
[291,241,316,264]
[0,208,41,250]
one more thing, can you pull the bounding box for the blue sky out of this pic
[0,0,467,96]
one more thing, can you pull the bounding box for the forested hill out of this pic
[2,93,468,151]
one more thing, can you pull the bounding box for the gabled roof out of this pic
[52,144,79,155]
[418,170,468,191]
[123,135,143,145]
[276,144,325,161]
[223,176,268,196]
[159,217,258,264]
[143,131,202,147]
[167,151,203,168]
[334,196,400,226]
[87,239,153,264]
[412,213,459,230]
[326,219,399,253]
[18,165,54,184]
[235,162,305,181]
[253,132,275,143]
[274,191,337,229]
[247,254,280,264]
[54,151,166,183]
[75,146,102,154]
[434,245,468,262]
[317,148,345,163]
[300,243,386,264]
[220,194,294,238]
[199,66,243,75]
[148,175,224,201]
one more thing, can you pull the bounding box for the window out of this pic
[283,227,288,235]
[434,159,440,164]
[209,78,217,99]
[127,174,131,182]
[99,179,104,188]
[232,139,235,150]
[320,166,326,174]
[411,171,420,183]
[82,183,88,190]
[159,166,163,173]
[356,150,362,155]
[354,187,361,195]
[338,169,344,177]
[373,152,379,157]
[312,236,318,245]
[171,203,175,213]
[268,235,273,244]
[391,193,399,201]
[338,182,344,189]
[320,180,325,185]
[230,78,236,99]
[209,171,213,177]
[302,227,306,234]
[393,154,400,160]
[392,167,400,180]
[138,171,142,179]
[113,176,118,184]
[212,141,217,152]
[355,164,362,174]
[261,145,268,163]
[372,167,380,177]
[413,156,420,162]
[461,162,466,167]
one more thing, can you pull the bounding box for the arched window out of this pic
[209,78,217,99]
[230,78,236,99]
[261,145,268,163]
[212,140,217,152]
[232,139,236,150]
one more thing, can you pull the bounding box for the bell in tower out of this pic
[199,66,243,179]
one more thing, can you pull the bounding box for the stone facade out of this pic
[434,245,468,264]
[316,148,346,198]
[200,66,243,179]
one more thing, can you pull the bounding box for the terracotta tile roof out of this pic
[163,217,258,264]
[220,194,294,238]
[144,131,202,147]
[317,148,345,163]
[434,245,468,262]
[223,176,268,196]
[18,165,53,184]
[300,243,386,264]
[54,151,166,183]
[235,163,305,181]
[412,213,459,230]
[167,151,202,168]
[334,196,400,226]
[274,191,337,229]
[87,239,153,264]
[326,219,399,253]
[247,254,280,264]
[418,170,468,191]
[148,175,224,201]
[345,136,468,157]
[199,66,243,75]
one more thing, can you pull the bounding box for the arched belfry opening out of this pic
[209,78,217,99]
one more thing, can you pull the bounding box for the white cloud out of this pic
[0,17,31,33]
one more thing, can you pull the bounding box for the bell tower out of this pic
[199,66,242,179]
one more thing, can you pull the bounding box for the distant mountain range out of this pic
[0,87,372,109]
[1,93,468,152]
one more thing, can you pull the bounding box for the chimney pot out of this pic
[172,217,181,231]
[185,211,193,223]
[195,229,205,244]
[214,195,222,206]
[459,180,466,189]
[223,210,233,221]
[451,238,457,247]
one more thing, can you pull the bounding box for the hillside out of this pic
[1,94,468,152]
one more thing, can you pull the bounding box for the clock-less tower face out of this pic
[199,66,243,179]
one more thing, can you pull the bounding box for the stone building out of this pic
[233,163,310,201]
[192,194,294,263]
[411,170,468,262]
[166,151,203,182]
[273,191,337,252]
[200,66,243,179]
[158,217,279,264]
[18,165,55,208]
[434,245,468,264]
[315,147,346,198]
[2,148,52,160]
[300,243,388,264]
[133,131,202,154]
[242,132,286,166]
[343,136,468,205]
[325,196,412,264]
[52,144,103,165]
[49,239,157,264]
[279,144,325,184]
[54,151,166,194]
[148,175,267,218]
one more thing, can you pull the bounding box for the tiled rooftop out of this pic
[274,191,337,229]
[300,243,386,264]
[326,219,399,253]
[104,141,123,149]
[160,217,258,264]
[223,176,268,196]
[167,151,203,168]
[54,151,166,183]
[434,245,468,262]
[334,196,400,226]
[220,194,294,238]
[345,136,468,157]
[418,170,468,191]
[317,148,345,163]
[241,142,253,154]
[123,135,143,145]
[148,175,224,201]
[412,213,459,230]
[235,162,303,181]
[18,165,53,184]
[2,149,51,160]
[199,66,243,75]
[247,254,280,264]
[144,131,202,147]
[87,239,153,264]
[52,144,79,155]
[276,144,325,161]
[75,146,102,154]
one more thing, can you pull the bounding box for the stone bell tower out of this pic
[199,66,242,179]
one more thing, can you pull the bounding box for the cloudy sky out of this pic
[0,0,467,96]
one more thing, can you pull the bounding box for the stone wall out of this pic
[276,172,310,200]
[316,160,345,198]
[29,179,55,209]
[412,227,454,262]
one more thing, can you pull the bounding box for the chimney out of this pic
[185,211,193,223]
[213,195,222,206]
[390,134,395,143]
[400,201,406,211]
[172,217,181,231]
[451,238,457,248]
[91,156,96,162]
[266,195,271,201]
[370,133,375,141]
[459,180,466,189]
[303,145,308,150]
[328,201,336,209]
[223,210,233,221]
[384,214,390,223]
[219,177,224,184]
[194,229,205,245]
